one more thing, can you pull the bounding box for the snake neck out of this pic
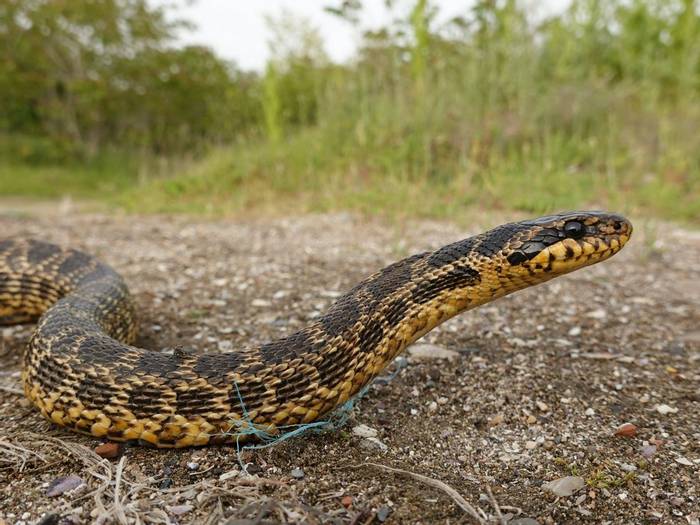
[257,235,527,412]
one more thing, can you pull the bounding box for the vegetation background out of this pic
[1,0,698,223]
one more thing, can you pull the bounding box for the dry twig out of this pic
[354,462,488,524]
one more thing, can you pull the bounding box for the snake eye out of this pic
[564,221,585,239]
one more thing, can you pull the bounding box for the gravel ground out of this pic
[0,208,698,525]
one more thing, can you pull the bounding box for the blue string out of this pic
[226,357,407,471]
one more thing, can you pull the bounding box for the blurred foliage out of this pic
[1,0,699,222]
[0,0,257,158]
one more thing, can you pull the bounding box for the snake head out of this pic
[504,211,633,276]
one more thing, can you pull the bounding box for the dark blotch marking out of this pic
[57,251,93,276]
[427,239,476,268]
[320,295,361,337]
[193,352,245,381]
[27,240,60,265]
[126,381,169,419]
[259,329,317,364]
[0,239,14,253]
[314,343,358,393]
[76,373,123,411]
[413,264,480,305]
[274,373,312,405]
[357,316,386,355]
[174,384,220,416]
[137,351,181,376]
[365,252,426,302]
[475,223,529,258]
[228,377,268,411]
[77,334,133,368]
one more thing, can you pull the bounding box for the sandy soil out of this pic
[0,209,698,525]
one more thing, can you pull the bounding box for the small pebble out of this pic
[360,437,388,452]
[428,401,438,412]
[341,495,353,508]
[525,441,537,450]
[187,462,199,471]
[291,468,305,479]
[614,422,637,437]
[408,344,460,360]
[46,475,83,497]
[655,404,678,415]
[640,445,657,458]
[94,442,123,459]
[246,464,262,475]
[376,505,392,522]
[586,308,607,319]
[489,414,504,426]
[352,424,378,438]
[36,514,61,525]
[219,469,239,481]
[543,476,585,497]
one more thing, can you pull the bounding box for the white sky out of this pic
[156,1,566,71]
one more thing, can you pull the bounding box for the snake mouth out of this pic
[508,212,633,274]
[541,218,631,273]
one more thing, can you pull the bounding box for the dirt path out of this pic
[1,210,698,524]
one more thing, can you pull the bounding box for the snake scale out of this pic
[0,211,631,447]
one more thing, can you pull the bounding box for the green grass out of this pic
[0,154,140,199]
[2,119,697,225]
[110,113,698,224]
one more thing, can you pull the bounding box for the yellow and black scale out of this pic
[0,211,632,447]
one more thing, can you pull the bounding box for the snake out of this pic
[0,211,631,447]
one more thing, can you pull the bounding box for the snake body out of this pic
[0,212,631,447]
